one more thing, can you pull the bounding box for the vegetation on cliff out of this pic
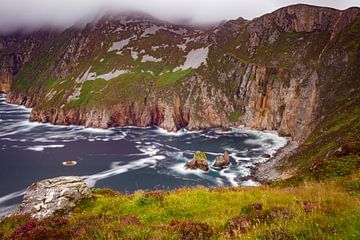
[1,4,360,240]
[271,17,360,186]
[1,4,359,140]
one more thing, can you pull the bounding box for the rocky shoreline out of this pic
[2,94,298,188]
[252,139,299,183]
[4,93,299,186]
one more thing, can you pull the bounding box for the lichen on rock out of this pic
[14,176,92,219]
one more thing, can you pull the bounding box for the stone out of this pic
[212,151,231,169]
[14,176,92,219]
[334,141,360,157]
[185,151,209,171]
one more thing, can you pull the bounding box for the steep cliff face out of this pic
[1,4,359,143]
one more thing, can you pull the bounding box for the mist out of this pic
[0,0,359,33]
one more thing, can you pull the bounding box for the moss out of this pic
[12,34,72,93]
[308,155,360,180]
[194,151,207,160]
[252,31,330,69]
[156,69,194,87]
[69,79,108,107]
[229,110,242,123]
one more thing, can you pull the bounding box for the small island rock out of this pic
[185,151,209,171]
[14,176,92,219]
[261,154,271,158]
[213,151,231,168]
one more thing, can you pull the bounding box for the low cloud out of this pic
[0,0,359,32]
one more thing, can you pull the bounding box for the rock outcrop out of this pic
[185,151,209,171]
[212,151,231,169]
[14,176,92,219]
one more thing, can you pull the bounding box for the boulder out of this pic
[212,151,230,169]
[185,151,209,171]
[14,176,92,219]
[334,141,360,157]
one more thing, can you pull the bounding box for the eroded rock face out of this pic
[212,151,230,169]
[185,151,209,171]
[14,176,92,219]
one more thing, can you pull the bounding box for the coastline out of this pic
[1,93,297,187]
[1,94,301,181]
[252,139,299,183]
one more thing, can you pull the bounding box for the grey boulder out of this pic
[14,176,92,219]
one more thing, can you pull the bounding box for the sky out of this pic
[0,0,359,32]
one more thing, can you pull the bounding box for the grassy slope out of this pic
[1,173,360,239]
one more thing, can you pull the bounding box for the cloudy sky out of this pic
[0,0,359,32]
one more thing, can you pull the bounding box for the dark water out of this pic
[0,94,286,215]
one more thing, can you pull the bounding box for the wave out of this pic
[27,144,65,152]
[84,155,166,188]
[0,204,18,218]
[153,127,202,136]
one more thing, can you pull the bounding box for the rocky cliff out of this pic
[1,4,359,143]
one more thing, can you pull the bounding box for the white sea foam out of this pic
[84,155,166,188]
[243,129,288,157]
[0,189,25,205]
[0,204,17,217]
[80,127,113,134]
[154,127,201,136]
[170,162,225,186]
[219,168,239,186]
[241,180,261,187]
[27,144,65,152]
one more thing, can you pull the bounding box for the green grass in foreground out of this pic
[2,172,360,239]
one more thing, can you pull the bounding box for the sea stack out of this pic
[185,151,209,171]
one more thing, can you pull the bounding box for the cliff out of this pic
[0,4,359,144]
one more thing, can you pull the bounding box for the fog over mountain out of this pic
[0,0,359,32]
